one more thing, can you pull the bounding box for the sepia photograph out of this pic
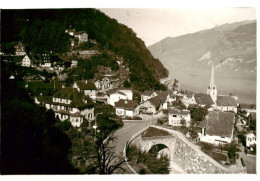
[0,0,257,178]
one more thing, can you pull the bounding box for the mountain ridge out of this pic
[148,20,256,73]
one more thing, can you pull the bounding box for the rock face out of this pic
[129,126,247,174]
[148,20,256,73]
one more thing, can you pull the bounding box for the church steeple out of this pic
[207,64,217,103]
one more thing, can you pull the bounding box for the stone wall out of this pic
[129,125,247,174]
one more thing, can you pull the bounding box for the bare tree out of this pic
[89,131,126,174]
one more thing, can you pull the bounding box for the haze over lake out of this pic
[164,66,256,104]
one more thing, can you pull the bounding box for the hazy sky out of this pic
[100,8,256,46]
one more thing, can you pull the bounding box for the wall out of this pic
[129,125,246,174]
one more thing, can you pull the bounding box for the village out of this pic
[1,26,256,174]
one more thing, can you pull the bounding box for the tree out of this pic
[188,105,208,122]
[180,118,186,129]
[89,132,126,174]
[123,80,131,88]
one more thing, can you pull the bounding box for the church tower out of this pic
[207,64,217,103]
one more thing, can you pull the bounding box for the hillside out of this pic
[1,9,168,91]
[148,20,256,73]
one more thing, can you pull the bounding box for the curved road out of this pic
[111,116,156,174]
[111,114,181,174]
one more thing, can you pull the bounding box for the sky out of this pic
[100,8,256,46]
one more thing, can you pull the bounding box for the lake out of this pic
[162,66,256,104]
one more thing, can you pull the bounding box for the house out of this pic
[141,90,158,102]
[194,93,214,108]
[94,77,111,90]
[246,132,256,148]
[199,111,235,145]
[168,109,191,127]
[216,95,238,113]
[21,54,31,67]
[36,88,94,127]
[71,60,78,67]
[14,41,26,56]
[106,88,133,106]
[115,99,139,117]
[72,80,97,100]
[139,91,173,114]
[182,93,196,108]
[75,31,88,43]
[40,53,52,67]
[1,55,32,67]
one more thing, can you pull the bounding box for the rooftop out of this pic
[148,91,169,107]
[114,99,138,110]
[216,95,238,107]
[205,111,235,138]
[169,109,190,116]
[75,80,97,90]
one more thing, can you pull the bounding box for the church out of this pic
[206,65,238,113]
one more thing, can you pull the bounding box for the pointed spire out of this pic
[209,64,216,88]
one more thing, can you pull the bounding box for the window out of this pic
[117,110,122,114]
[172,115,177,117]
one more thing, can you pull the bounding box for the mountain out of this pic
[1,9,168,91]
[148,20,256,73]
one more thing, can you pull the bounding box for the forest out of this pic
[1,9,168,91]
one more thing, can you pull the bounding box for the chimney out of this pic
[125,100,128,104]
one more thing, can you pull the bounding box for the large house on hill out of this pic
[36,88,94,127]
[73,80,97,100]
[199,111,235,145]
[115,99,139,117]
[75,31,88,43]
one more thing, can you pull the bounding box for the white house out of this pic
[141,90,158,102]
[182,93,196,108]
[94,77,111,90]
[139,91,173,114]
[71,60,78,67]
[115,99,139,117]
[168,109,191,127]
[21,54,31,67]
[199,111,235,145]
[246,132,256,148]
[107,88,133,106]
[75,31,88,43]
[72,80,97,100]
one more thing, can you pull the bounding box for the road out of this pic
[112,119,154,174]
[111,113,181,174]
